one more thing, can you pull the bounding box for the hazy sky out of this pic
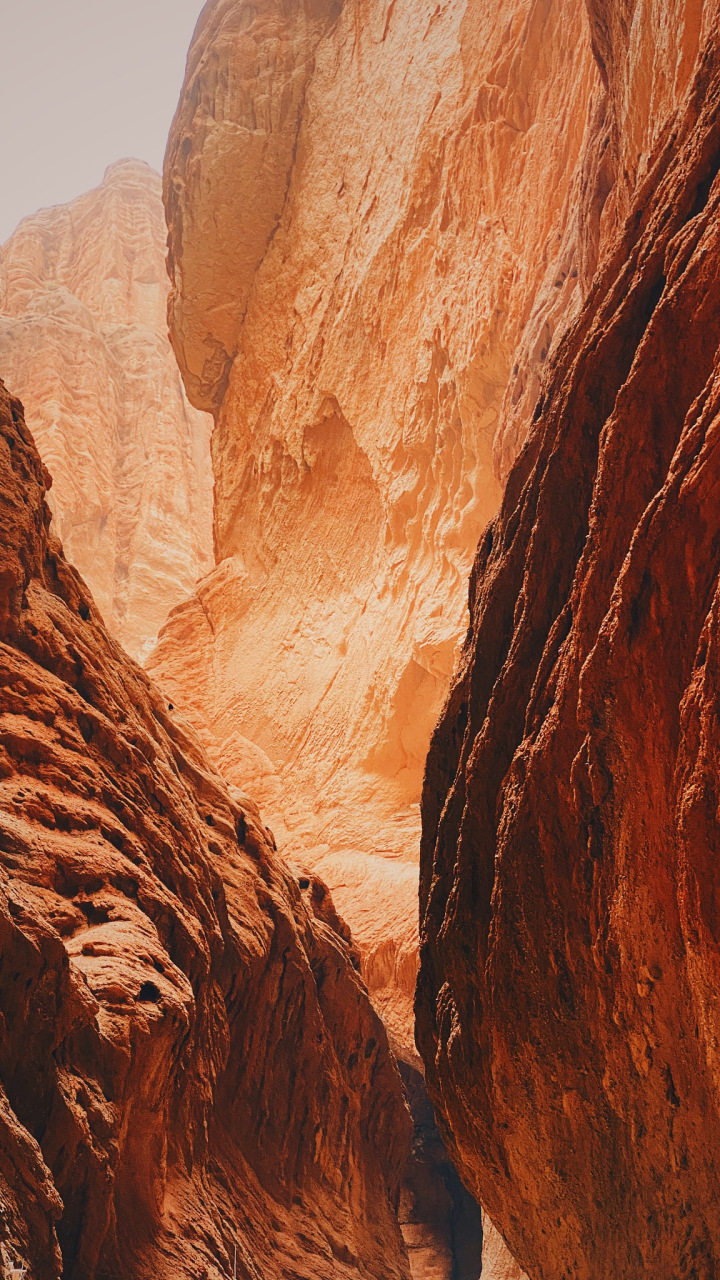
[1,0,207,243]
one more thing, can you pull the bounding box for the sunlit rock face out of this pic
[480,1216,528,1280]
[0,376,411,1280]
[0,159,213,662]
[149,0,600,1065]
[417,2,720,1277]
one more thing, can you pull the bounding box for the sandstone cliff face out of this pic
[0,160,213,662]
[0,375,412,1280]
[417,3,720,1276]
[150,0,600,1061]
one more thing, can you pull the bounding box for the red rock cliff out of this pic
[0,160,213,662]
[417,2,720,1276]
[0,376,411,1280]
[150,0,600,1061]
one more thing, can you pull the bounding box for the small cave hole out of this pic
[205,814,215,827]
[236,813,246,845]
[136,981,161,1004]
[152,959,165,975]
[298,876,310,891]
[167,702,174,711]
[78,602,90,621]
[113,875,138,899]
[103,828,126,854]
[78,715,94,744]
[79,901,110,925]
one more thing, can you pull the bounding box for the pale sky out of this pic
[0,0,207,244]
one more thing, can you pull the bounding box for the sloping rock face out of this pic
[0,159,213,662]
[417,3,720,1277]
[480,1216,527,1280]
[150,0,600,1060]
[0,376,411,1280]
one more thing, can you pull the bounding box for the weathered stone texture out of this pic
[0,159,213,661]
[150,0,600,1065]
[417,4,720,1276]
[0,376,411,1280]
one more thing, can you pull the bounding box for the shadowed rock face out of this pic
[417,3,720,1276]
[151,0,599,1065]
[0,376,411,1280]
[0,159,213,662]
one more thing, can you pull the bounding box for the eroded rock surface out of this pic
[418,4,720,1276]
[0,159,213,661]
[0,375,411,1280]
[150,0,600,1060]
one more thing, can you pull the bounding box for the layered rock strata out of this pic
[150,0,600,1060]
[0,159,213,661]
[0,375,411,1280]
[417,3,720,1276]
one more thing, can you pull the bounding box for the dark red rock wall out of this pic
[417,7,720,1279]
[0,376,411,1280]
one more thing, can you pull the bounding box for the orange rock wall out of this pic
[0,160,213,661]
[417,2,720,1276]
[150,0,600,1057]
[496,0,708,474]
[0,375,411,1280]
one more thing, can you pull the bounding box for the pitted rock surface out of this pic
[0,377,411,1280]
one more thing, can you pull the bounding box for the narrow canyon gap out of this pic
[148,0,600,1070]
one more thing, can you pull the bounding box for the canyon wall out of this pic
[149,0,600,1061]
[0,375,412,1280]
[417,1,720,1276]
[0,159,213,662]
